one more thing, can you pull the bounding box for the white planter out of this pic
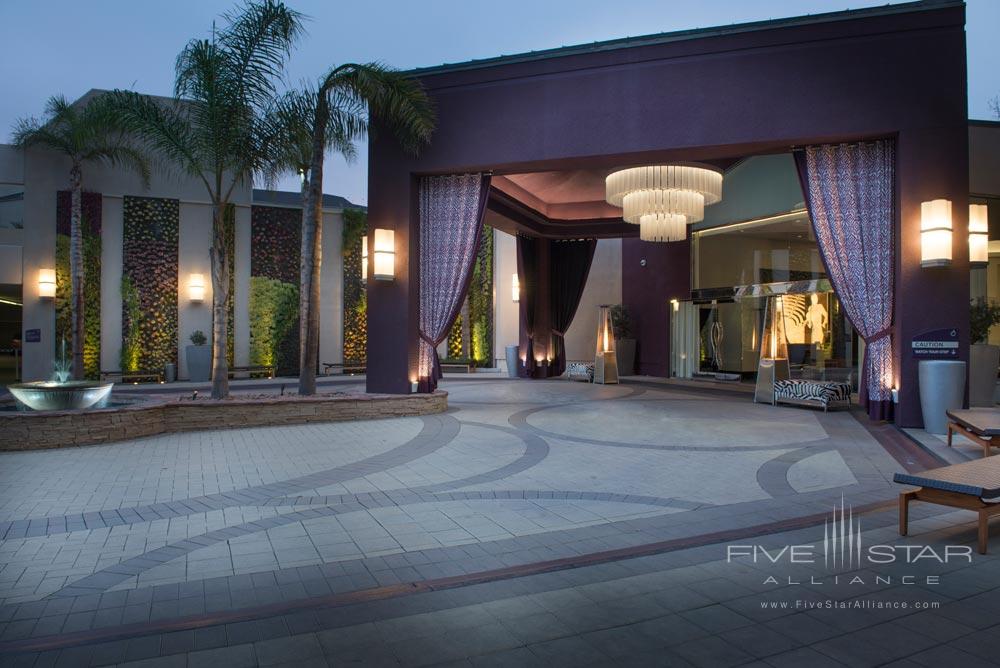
[186,345,211,382]
[918,360,966,434]
[969,343,999,407]
[616,338,636,376]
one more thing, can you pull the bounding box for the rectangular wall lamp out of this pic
[188,273,205,302]
[512,273,520,302]
[38,268,56,299]
[970,203,989,267]
[920,199,952,267]
[361,236,368,284]
[373,228,395,281]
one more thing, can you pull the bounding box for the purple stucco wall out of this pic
[367,2,969,427]
[622,239,690,377]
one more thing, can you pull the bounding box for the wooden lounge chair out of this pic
[895,457,1000,554]
[946,408,1000,458]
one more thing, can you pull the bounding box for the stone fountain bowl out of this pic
[7,381,115,412]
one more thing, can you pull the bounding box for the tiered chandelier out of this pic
[605,165,723,242]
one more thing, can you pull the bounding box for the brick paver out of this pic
[0,378,963,666]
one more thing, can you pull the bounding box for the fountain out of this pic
[6,338,114,411]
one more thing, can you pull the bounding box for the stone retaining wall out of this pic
[0,392,447,451]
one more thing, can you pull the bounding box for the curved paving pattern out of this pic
[0,378,904,656]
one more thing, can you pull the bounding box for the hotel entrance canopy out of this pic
[366,0,969,428]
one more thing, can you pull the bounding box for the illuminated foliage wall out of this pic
[446,229,494,366]
[224,204,235,366]
[342,209,367,363]
[122,196,178,372]
[250,206,300,375]
[55,191,102,378]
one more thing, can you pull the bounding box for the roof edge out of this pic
[407,0,963,77]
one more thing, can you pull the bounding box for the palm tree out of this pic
[271,64,435,395]
[12,94,149,380]
[265,90,358,380]
[107,0,302,398]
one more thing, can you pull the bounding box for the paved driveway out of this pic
[0,378,935,666]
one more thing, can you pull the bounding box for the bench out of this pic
[322,361,366,375]
[100,370,163,384]
[441,361,474,374]
[895,456,1000,554]
[228,365,274,380]
[773,379,851,411]
[946,408,1000,458]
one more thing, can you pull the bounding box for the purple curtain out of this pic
[418,173,491,392]
[516,235,539,377]
[795,141,895,421]
[549,239,597,376]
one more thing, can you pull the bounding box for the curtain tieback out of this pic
[419,332,438,347]
[551,328,566,338]
[867,327,892,344]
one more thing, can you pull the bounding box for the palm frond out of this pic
[218,0,304,112]
[321,62,435,156]
[104,90,211,192]
[10,95,78,155]
[86,144,152,189]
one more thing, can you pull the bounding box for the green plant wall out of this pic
[122,196,178,372]
[446,229,494,366]
[224,203,235,366]
[248,276,298,368]
[342,209,367,364]
[250,205,300,375]
[55,191,102,378]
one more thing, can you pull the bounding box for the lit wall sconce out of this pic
[361,236,368,284]
[188,273,205,302]
[891,387,899,404]
[670,298,679,312]
[969,203,989,268]
[373,228,395,281]
[512,273,520,303]
[410,378,418,393]
[920,199,952,267]
[38,268,56,299]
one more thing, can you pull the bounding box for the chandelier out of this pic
[606,165,723,242]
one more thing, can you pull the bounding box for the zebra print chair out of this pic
[566,362,595,382]
[773,378,852,411]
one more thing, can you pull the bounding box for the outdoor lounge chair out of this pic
[946,408,1000,458]
[894,456,1000,554]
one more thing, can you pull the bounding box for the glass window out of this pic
[686,210,858,389]
[0,185,24,230]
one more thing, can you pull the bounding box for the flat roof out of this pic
[408,0,961,77]
[252,189,365,212]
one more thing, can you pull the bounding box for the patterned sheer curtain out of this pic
[417,173,491,392]
[795,140,895,420]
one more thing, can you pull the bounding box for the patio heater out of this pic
[594,304,619,384]
[754,295,790,403]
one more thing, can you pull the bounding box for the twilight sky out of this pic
[2,0,997,205]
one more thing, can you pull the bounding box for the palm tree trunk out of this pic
[299,98,328,395]
[69,164,85,380]
[210,203,230,399]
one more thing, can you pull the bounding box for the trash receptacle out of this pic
[918,359,966,434]
[505,345,519,378]
[164,363,176,383]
